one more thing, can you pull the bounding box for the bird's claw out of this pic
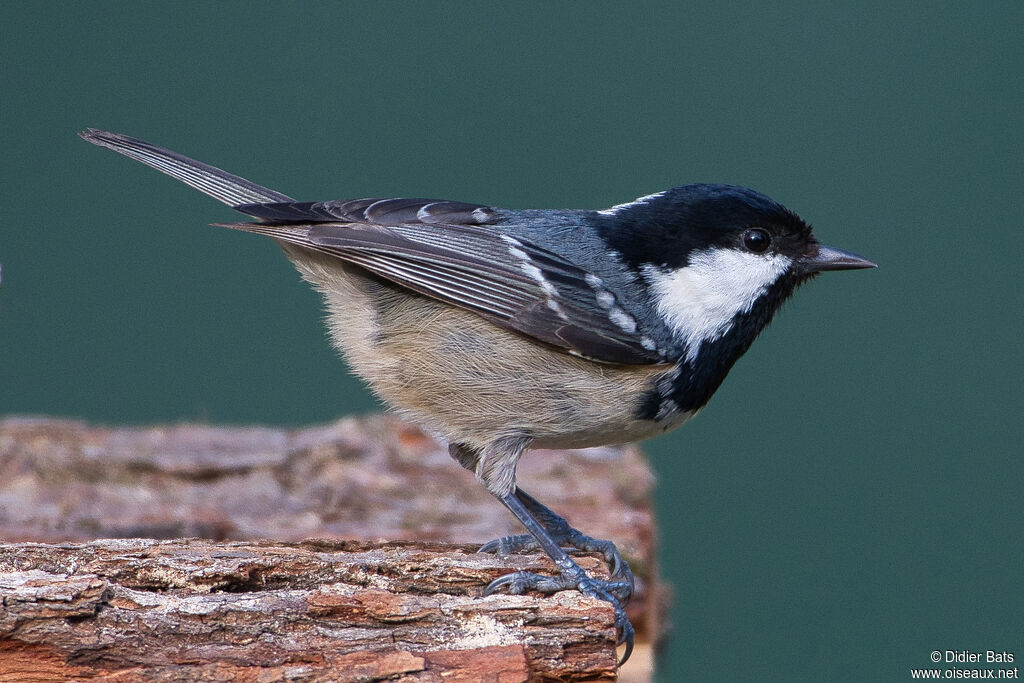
[478,533,538,556]
[565,531,633,596]
[615,617,635,665]
[576,574,634,662]
[479,532,634,602]
[482,570,635,664]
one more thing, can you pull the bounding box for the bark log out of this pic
[0,415,665,681]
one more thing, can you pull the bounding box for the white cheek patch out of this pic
[644,248,791,361]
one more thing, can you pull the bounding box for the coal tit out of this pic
[81,129,875,663]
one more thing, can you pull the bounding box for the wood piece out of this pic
[0,415,664,680]
[0,539,618,681]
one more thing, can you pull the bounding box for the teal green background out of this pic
[2,3,1021,680]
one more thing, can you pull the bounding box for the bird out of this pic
[80,129,875,664]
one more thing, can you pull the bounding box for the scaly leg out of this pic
[449,441,635,663]
[479,487,634,603]
[485,489,634,663]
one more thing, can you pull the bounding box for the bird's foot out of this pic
[479,529,634,602]
[482,568,634,663]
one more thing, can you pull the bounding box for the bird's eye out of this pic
[742,228,771,253]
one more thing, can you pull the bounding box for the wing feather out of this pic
[233,198,498,226]
[79,129,661,364]
[219,220,663,365]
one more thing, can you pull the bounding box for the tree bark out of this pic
[0,415,665,681]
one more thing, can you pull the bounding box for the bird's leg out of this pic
[449,440,634,663]
[448,444,634,599]
[486,487,635,663]
[479,488,634,603]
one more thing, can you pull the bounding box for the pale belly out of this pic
[284,245,690,452]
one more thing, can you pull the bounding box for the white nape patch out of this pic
[597,190,667,216]
[645,248,791,362]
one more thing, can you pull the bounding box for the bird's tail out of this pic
[79,129,295,208]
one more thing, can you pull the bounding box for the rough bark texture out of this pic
[0,539,622,681]
[0,415,666,681]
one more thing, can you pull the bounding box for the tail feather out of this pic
[79,129,295,208]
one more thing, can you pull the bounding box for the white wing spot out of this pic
[500,235,566,319]
[595,291,616,308]
[609,307,638,334]
[546,299,566,315]
[508,246,529,261]
[522,263,558,296]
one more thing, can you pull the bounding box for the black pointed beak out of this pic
[803,244,877,272]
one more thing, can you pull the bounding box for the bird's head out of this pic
[596,184,875,366]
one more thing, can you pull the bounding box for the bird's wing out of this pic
[221,202,665,365]
[80,129,664,364]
